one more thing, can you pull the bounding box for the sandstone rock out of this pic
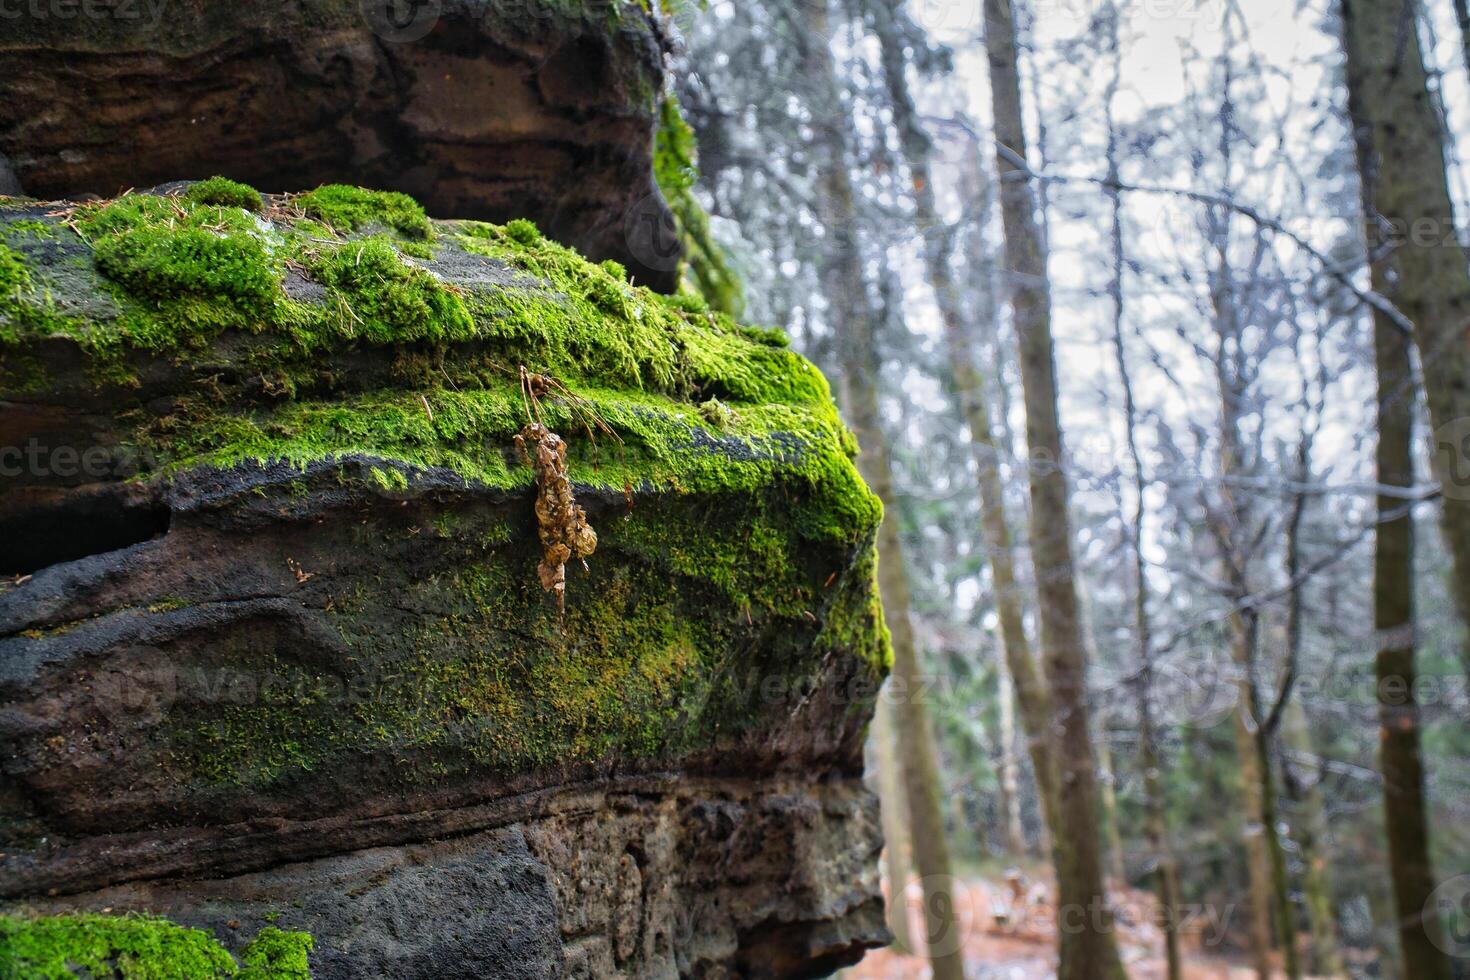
[0,182,889,976]
[0,1,682,289]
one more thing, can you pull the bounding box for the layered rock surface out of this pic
[0,184,889,976]
[0,0,682,289]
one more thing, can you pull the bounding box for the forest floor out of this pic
[843,869,1322,979]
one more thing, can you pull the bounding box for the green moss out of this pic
[0,241,27,295]
[238,928,312,980]
[503,218,540,246]
[294,185,431,240]
[5,219,56,239]
[77,195,283,350]
[653,96,746,319]
[1,183,889,792]
[0,241,36,346]
[170,495,882,787]
[184,177,264,213]
[305,237,473,344]
[0,913,311,980]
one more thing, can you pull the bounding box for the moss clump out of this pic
[0,913,311,979]
[78,194,282,349]
[1,189,808,407]
[294,185,431,240]
[503,218,541,246]
[306,237,473,344]
[453,220,818,403]
[238,928,312,980]
[184,177,264,212]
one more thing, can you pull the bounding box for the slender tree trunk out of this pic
[1096,732,1127,886]
[873,0,1062,844]
[1275,451,1343,977]
[854,378,966,980]
[874,695,915,953]
[1101,28,1183,973]
[998,671,1029,856]
[1369,278,1453,980]
[801,4,964,977]
[1282,700,1346,977]
[984,0,1127,975]
[1259,716,1300,979]
[1205,57,1298,977]
[1341,4,1457,975]
[1229,642,1281,980]
[1340,0,1470,672]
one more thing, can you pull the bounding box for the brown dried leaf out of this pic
[518,422,597,615]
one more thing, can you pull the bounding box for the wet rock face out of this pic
[0,186,889,976]
[0,1,680,289]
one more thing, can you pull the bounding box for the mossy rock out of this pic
[0,183,888,907]
[0,1,680,287]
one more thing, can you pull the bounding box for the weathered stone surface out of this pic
[0,184,889,976]
[0,1,681,289]
[11,780,886,979]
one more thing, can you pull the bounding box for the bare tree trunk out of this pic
[1101,23,1183,973]
[800,4,964,977]
[874,696,915,953]
[1275,446,1344,978]
[1282,700,1346,977]
[1096,731,1127,886]
[1340,0,1470,672]
[998,670,1029,856]
[1340,5,1458,975]
[1205,54,1299,977]
[984,0,1127,975]
[1368,279,1453,980]
[873,0,1062,844]
[1229,650,1280,980]
[856,382,966,980]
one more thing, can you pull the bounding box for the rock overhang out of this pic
[0,181,891,976]
[0,0,684,289]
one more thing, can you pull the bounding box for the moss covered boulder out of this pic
[0,183,889,977]
[0,0,681,289]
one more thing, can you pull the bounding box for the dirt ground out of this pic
[842,871,1332,979]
